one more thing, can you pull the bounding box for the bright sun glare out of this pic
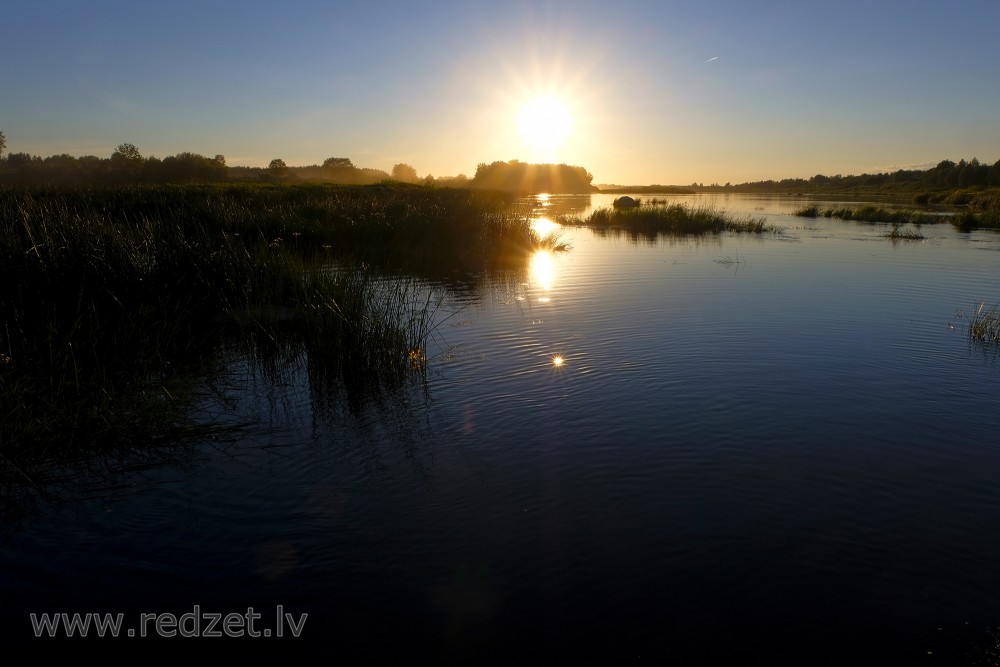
[517,95,573,160]
[529,249,556,292]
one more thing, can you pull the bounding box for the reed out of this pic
[967,302,1000,345]
[534,230,572,252]
[557,203,778,235]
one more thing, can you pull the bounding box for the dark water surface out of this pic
[3,194,1000,664]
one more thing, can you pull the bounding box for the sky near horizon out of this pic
[2,0,999,185]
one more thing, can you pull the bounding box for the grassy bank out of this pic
[557,203,777,235]
[0,183,550,455]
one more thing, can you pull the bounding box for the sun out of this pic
[517,95,573,160]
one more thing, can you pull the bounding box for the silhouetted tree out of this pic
[79,155,102,169]
[391,163,418,183]
[358,167,390,183]
[959,158,988,188]
[110,143,143,181]
[155,152,227,182]
[0,131,6,159]
[5,152,34,167]
[321,156,358,183]
[112,143,143,163]
[265,158,289,182]
[470,160,595,194]
[435,173,469,187]
[42,154,81,182]
[4,153,40,180]
[322,157,353,169]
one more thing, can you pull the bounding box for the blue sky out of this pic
[2,0,998,184]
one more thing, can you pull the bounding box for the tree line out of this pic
[6,129,991,194]
[695,159,1000,193]
[0,134,463,187]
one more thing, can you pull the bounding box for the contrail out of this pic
[705,56,718,63]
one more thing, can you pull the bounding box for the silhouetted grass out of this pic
[534,230,571,252]
[557,204,778,235]
[793,205,821,217]
[967,302,1000,345]
[0,183,549,454]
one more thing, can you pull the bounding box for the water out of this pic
[3,194,1000,663]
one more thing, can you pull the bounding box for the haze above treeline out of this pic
[0,136,997,195]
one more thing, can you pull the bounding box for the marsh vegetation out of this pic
[965,302,1000,345]
[557,202,778,235]
[951,209,1000,229]
[794,203,1000,230]
[0,184,557,456]
[792,204,941,226]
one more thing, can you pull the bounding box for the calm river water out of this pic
[3,193,1000,663]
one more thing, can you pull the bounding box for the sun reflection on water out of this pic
[529,249,556,293]
[531,216,561,239]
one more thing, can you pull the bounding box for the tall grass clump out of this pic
[967,302,1000,345]
[557,203,777,235]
